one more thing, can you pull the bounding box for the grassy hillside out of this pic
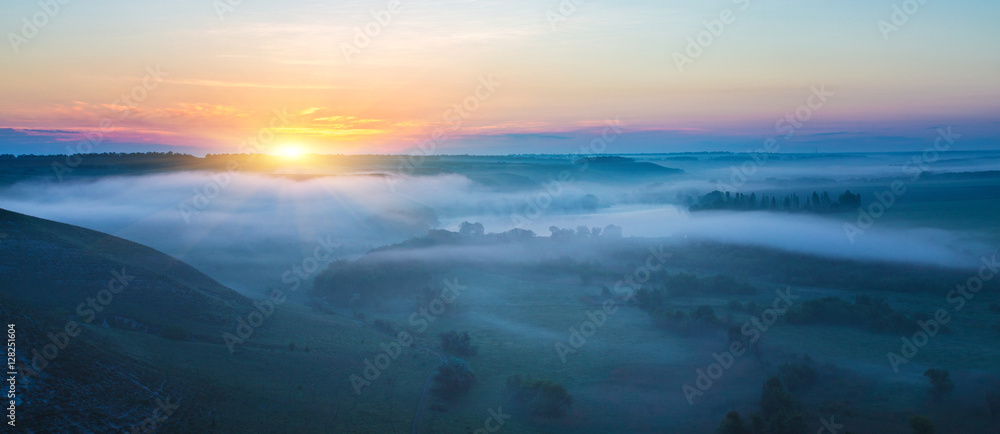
[0,208,452,432]
[0,207,250,338]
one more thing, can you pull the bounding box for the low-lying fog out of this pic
[2,153,997,296]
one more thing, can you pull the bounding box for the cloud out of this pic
[160,78,350,90]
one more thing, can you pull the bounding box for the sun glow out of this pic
[276,145,307,159]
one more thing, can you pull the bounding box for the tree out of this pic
[760,377,795,419]
[778,356,818,392]
[716,378,806,434]
[758,377,808,434]
[549,226,575,240]
[909,415,934,434]
[716,411,752,434]
[431,358,476,401]
[459,221,485,237]
[727,325,743,346]
[821,191,833,207]
[693,305,720,326]
[602,225,623,239]
[924,369,954,402]
[505,375,573,417]
[839,190,862,208]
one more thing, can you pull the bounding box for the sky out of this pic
[1,0,998,155]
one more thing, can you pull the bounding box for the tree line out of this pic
[689,190,862,213]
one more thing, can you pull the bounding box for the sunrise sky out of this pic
[1,0,998,155]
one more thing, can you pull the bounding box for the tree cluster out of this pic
[716,377,808,434]
[786,295,939,335]
[548,224,622,240]
[504,374,573,417]
[690,190,862,213]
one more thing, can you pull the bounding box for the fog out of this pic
[0,163,992,297]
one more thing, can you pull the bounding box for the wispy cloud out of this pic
[159,78,349,90]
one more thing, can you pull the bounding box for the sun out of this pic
[276,145,307,159]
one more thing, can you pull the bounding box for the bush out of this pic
[431,358,475,401]
[505,374,573,417]
[160,325,190,341]
[439,331,478,357]
[909,415,934,434]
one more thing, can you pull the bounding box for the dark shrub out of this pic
[439,331,478,357]
[505,374,573,417]
[431,358,475,401]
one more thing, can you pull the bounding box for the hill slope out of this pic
[0,208,445,433]
[0,208,258,431]
[0,207,251,338]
